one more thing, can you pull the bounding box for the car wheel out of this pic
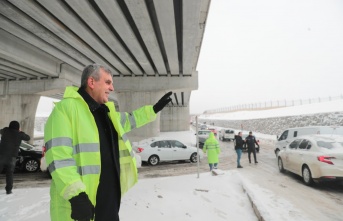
[278,157,285,173]
[23,159,40,172]
[190,153,197,163]
[148,155,160,166]
[302,166,313,186]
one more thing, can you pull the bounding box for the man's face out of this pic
[238,132,242,137]
[89,69,114,104]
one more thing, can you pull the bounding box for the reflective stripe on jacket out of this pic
[44,86,157,221]
[203,132,220,164]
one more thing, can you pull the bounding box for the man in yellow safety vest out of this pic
[44,64,172,221]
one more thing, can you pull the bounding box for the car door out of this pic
[293,139,311,175]
[276,130,290,154]
[154,140,173,161]
[170,140,188,160]
[284,139,302,172]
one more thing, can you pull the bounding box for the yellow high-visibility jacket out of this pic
[44,86,157,221]
[203,132,221,164]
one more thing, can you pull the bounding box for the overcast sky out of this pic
[190,0,343,114]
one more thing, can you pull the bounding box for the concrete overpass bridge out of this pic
[0,0,211,142]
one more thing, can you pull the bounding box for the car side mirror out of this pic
[183,145,187,149]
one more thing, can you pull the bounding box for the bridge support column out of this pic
[117,91,190,142]
[117,91,162,142]
[160,106,189,132]
[0,94,40,144]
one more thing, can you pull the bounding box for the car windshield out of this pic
[199,131,210,135]
[20,142,34,150]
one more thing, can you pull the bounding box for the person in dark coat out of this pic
[234,131,245,168]
[44,64,172,221]
[0,121,30,194]
[245,131,259,164]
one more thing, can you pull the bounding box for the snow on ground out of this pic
[120,171,258,221]
[1,100,341,220]
[0,167,310,221]
[0,129,310,221]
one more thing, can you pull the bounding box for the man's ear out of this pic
[87,77,95,89]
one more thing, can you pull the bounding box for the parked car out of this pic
[16,142,42,172]
[274,126,343,157]
[277,134,343,185]
[133,137,202,166]
[208,128,218,136]
[219,129,235,141]
[3,142,43,173]
[0,141,43,173]
[242,133,260,153]
[195,130,212,148]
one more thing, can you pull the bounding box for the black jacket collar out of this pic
[78,87,109,112]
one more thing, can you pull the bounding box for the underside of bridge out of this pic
[0,0,211,142]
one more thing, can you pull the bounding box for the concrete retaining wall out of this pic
[200,111,343,136]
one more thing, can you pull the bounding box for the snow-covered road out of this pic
[137,133,343,221]
[237,140,343,221]
[1,129,342,220]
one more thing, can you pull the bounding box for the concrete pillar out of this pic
[116,91,162,142]
[160,106,189,131]
[0,94,40,144]
[116,91,190,141]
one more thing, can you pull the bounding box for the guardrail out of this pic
[204,95,343,114]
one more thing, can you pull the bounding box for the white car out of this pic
[277,134,343,185]
[133,137,202,166]
[219,129,235,141]
[195,130,211,148]
[274,126,343,157]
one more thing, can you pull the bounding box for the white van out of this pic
[219,129,235,141]
[274,126,343,156]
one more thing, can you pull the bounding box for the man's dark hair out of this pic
[9,121,20,130]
